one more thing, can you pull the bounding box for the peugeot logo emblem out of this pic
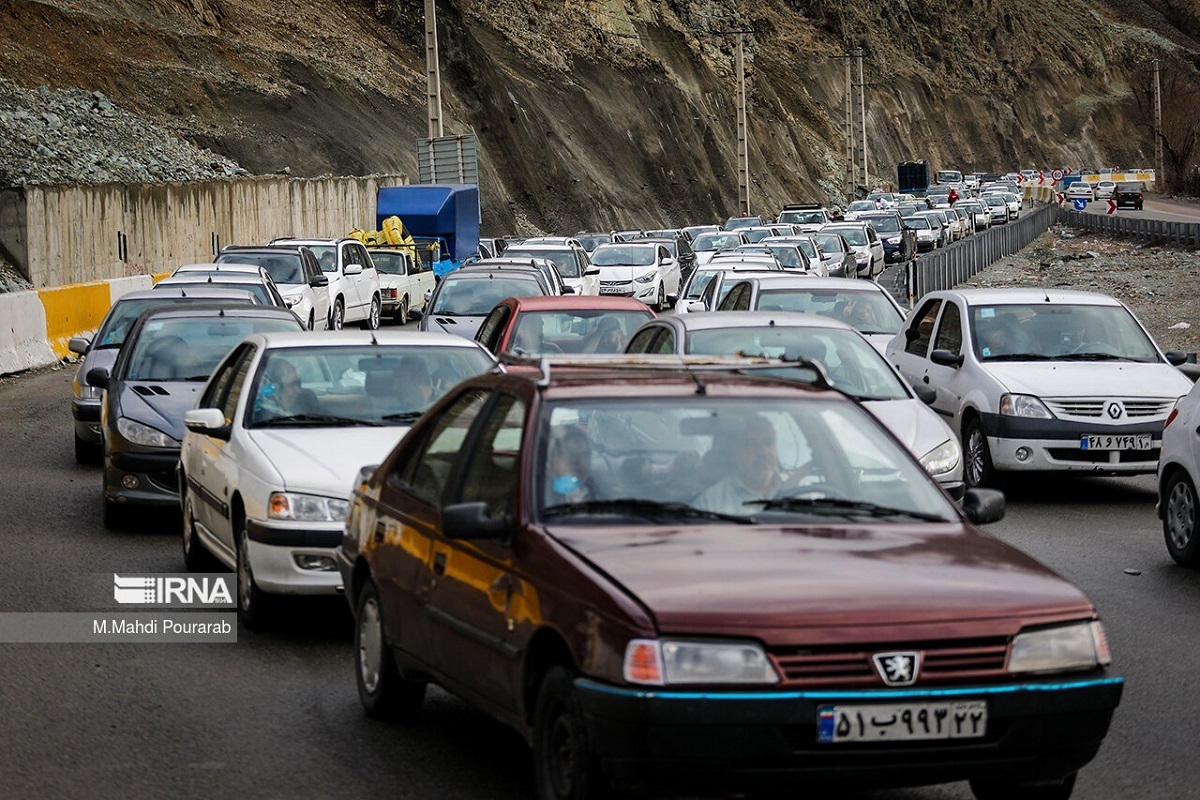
[873,652,920,686]
[1107,402,1124,420]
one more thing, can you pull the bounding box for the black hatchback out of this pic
[1115,183,1144,210]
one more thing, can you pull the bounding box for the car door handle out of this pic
[433,552,447,576]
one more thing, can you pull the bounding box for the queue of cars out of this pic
[70,205,1200,800]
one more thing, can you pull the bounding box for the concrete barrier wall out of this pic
[0,291,55,375]
[14,174,406,286]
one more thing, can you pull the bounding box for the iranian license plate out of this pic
[1080,434,1152,450]
[600,286,625,295]
[817,700,987,743]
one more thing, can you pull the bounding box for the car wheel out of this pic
[74,433,99,464]
[237,522,271,629]
[1164,471,1200,566]
[969,773,1075,800]
[963,417,998,489]
[181,486,215,572]
[361,295,381,330]
[396,295,409,326]
[330,298,345,331]
[533,665,611,800]
[355,577,426,720]
[307,311,315,331]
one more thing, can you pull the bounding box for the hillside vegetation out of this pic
[1,0,1198,234]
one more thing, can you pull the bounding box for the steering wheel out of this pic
[1072,341,1118,355]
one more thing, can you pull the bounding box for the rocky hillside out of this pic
[1,0,1198,236]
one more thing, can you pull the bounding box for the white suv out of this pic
[271,238,382,329]
[887,288,1193,489]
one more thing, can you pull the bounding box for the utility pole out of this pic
[1152,59,1163,185]
[424,0,443,139]
[856,47,868,191]
[845,57,855,205]
[736,33,750,216]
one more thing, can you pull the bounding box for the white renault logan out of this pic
[886,288,1193,488]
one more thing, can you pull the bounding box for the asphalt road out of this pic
[0,365,1196,799]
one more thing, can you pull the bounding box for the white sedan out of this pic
[589,241,683,310]
[178,330,496,628]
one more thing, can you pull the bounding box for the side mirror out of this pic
[442,501,512,541]
[86,367,109,389]
[310,274,329,287]
[585,267,600,276]
[912,383,937,405]
[961,488,1005,525]
[930,349,964,368]
[561,285,576,295]
[184,408,231,440]
[69,336,91,356]
[1164,350,1189,367]
[687,301,707,313]
[408,307,424,321]
[344,263,363,276]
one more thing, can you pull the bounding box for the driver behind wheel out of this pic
[695,415,786,516]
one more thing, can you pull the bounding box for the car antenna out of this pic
[683,363,707,395]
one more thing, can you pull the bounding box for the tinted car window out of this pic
[458,394,525,518]
[392,388,490,504]
[432,276,544,315]
[934,302,963,354]
[906,300,941,356]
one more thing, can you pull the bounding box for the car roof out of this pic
[239,329,499,352]
[157,274,271,285]
[504,244,575,252]
[737,275,893,291]
[502,295,654,312]
[935,288,1126,306]
[270,237,350,245]
[658,310,855,333]
[175,262,265,274]
[132,303,299,322]
[442,268,545,282]
[111,287,260,301]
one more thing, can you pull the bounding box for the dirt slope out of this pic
[1,0,1199,234]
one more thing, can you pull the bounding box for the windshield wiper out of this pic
[379,411,424,422]
[255,413,382,427]
[747,496,950,522]
[543,497,753,524]
[984,353,1053,361]
[1057,352,1127,361]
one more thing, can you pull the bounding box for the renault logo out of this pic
[873,652,920,686]
[1107,402,1124,420]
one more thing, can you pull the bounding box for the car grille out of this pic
[1046,446,1160,464]
[1045,398,1175,419]
[768,638,1009,688]
[146,470,180,494]
[600,280,632,295]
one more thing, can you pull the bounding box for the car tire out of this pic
[396,296,409,326]
[74,433,99,464]
[355,577,425,720]
[533,665,612,800]
[237,522,271,629]
[969,773,1075,800]
[361,295,381,330]
[655,282,665,312]
[181,485,216,572]
[307,311,315,331]
[963,416,998,489]
[330,298,345,331]
[1163,471,1200,566]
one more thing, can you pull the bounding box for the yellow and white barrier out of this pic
[0,274,167,375]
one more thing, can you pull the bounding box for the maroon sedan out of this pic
[474,294,655,357]
[338,357,1121,800]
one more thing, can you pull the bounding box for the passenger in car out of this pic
[545,426,593,506]
[259,360,320,418]
[695,415,784,515]
[392,358,434,411]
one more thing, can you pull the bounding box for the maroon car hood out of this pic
[552,524,1093,637]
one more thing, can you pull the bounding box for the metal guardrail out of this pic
[1056,208,1200,246]
[903,204,1057,306]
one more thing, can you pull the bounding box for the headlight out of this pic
[268,492,350,522]
[633,271,658,284]
[623,639,779,686]
[920,439,961,477]
[75,380,100,401]
[885,236,901,244]
[999,393,1053,419]
[116,418,178,448]
[854,252,869,263]
[1009,621,1110,675]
